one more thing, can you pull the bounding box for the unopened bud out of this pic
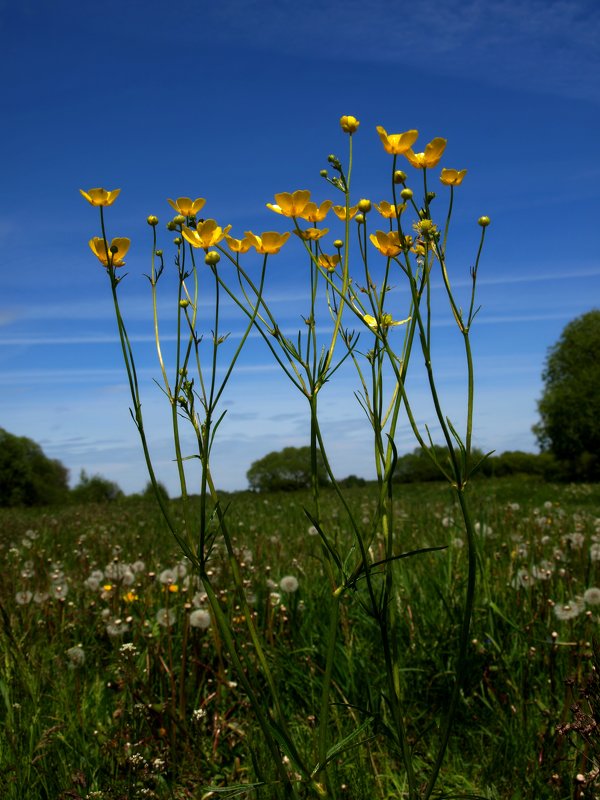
[333,239,343,249]
[400,188,413,200]
[358,199,371,213]
[173,237,182,245]
[166,221,177,231]
[478,215,491,227]
[394,170,407,184]
[319,169,328,178]
[327,154,337,164]
[155,249,163,257]
[173,215,186,225]
[426,192,436,203]
[205,251,221,266]
[179,299,190,308]
[146,215,159,226]
[355,213,365,224]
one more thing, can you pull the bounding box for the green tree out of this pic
[246,446,329,492]
[71,470,123,503]
[0,428,69,506]
[533,310,600,480]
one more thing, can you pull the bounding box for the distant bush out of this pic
[0,428,69,506]
[482,450,558,479]
[71,470,123,503]
[142,480,170,505]
[338,474,367,489]
[247,446,329,492]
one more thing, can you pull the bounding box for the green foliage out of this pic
[482,450,558,479]
[534,309,600,480]
[70,469,123,503]
[0,428,69,507]
[246,446,329,492]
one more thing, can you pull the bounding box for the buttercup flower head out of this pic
[364,312,411,332]
[374,201,406,219]
[182,219,231,249]
[244,231,291,254]
[89,237,131,267]
[266,190,311,217]
[440,168,467,186]
[340,115,360,134]
[293,227,329,241]
[332,204,359,221]
[318,254,341,272]
[375,127,419,155]
[225,235,253,253]
[297,200,332,223]
[80,188,121,207]
[167,197,206,217]
[404,138,447,169]
[369,230,403,257]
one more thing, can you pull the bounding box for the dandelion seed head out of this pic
[156,607,177,627]
[189,609,211,629]
[280,575,299,593]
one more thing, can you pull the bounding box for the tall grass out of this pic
[2,477,600,799]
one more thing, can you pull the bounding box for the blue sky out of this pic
[1,0,599,495]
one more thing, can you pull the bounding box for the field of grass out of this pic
[2,476,600,799]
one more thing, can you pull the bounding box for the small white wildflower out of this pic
[66,644,86,667]
[584,587,600,606]
[554,600,585,621]
[159,568,176,585]
[106,620,129,637]
[269,592,282,605]
[280,575,299,593]
[307,525,318,537]
[156,608,177,627]
[119,642,138,656]
[192,707,207,722]
[15,590,33,605]
[189,609,211,629]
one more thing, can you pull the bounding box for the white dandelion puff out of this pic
[280,575,299,593]
[189,609,211,629]
[156,608,177,628]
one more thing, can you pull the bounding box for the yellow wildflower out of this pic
[375,127,419,155]
[89,237,130,267]
[266,190,311,217]
[123,591,138,602]
[332,204,359,221]
[225,235,253,253]
[440,168,467,186]
[364,312,411,332]
[374,201,406,219]
[244,231,291,254]
[80,188,121,207]
[293,227,329,241]
[297,200,332,223]
[167,197,206,216]
[404,138,447,169]
[318,254,341,272]
[168,584,179,593]
[340,115,360,133]
[182,219,231,248]
[369,230,403,257]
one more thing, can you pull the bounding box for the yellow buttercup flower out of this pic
[182,219,231,249]
[318,254,341,272]
[404,138,447,169]
[369,230,403,257]
[244,231,291,254]
[440,168,467,186]
[332,204,359,221]
[297,200,332,223]
[374,201,406,219]
[266,190,311,217]
[364,312,410,331]
[80,188,121,207]
[293,227,329,241]
[375,127,419,155]
[225,235,253,253]
[167,197,206,216]
[89,237,131,267]
[340,115,360,134]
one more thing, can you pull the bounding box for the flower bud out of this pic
[166,221,177,231]
[173,215,186,225]
[478,216,491,227]
[393,170,407,184]
[179,299,190,308]
[339,115,360,134]
[327,154,337,164]
[173,237,182,245]
[146,215,159,226]
[426,192,436,203]
[205,251,221,266]
[333,239,343,249]
[354,213,365,224]
[358,199,371,213]
[400,188,413,200]
[319,169,328,178]
[155,249,163,257]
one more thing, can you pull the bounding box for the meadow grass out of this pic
[2,476,600,799]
